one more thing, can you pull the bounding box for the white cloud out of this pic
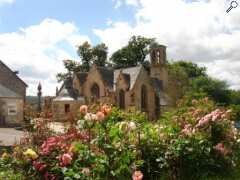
[0,0,14,5]
[95,0,240,90]
[0,18,90,96]
[112,0,122,9]
[125,0,140,7]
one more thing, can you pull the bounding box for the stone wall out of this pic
[0,97,24,126]
[0,61,27,98]
[132,68,158,120]
[82,66,107,103]
[52,100,84,121]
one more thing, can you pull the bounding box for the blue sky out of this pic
[0,0,239,96]
[0,0,136,43]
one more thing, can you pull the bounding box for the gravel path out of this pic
[0,128,24,146]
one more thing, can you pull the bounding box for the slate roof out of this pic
[96,67,114,88]
[76,72,88,84]
[0,60,28,87]
[114,66,142,90]
[0,84,21,98]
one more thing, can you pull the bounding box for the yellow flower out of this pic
[1,152,9,160]
[23,149,38,160]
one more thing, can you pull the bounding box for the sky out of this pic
[0,0,239,96]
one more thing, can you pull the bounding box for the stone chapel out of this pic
[52,45,170,120]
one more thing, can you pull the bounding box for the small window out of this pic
[8,105,17,115]
[65,104,70,113]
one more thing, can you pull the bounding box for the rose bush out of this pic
[1,99,240,180]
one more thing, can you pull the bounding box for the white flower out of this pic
[84,113,96,121]
[128,121,137,131]
[77,120,85,130]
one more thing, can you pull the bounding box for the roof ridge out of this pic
[0,60,28,87]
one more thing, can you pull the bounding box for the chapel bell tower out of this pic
[150,45,168,89]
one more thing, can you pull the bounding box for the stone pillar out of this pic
[37,83,42,112]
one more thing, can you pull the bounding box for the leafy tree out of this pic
[56,60,83,82]
[92,43,108,67]
[190,76,231,105]
[173,61,207,79]
[110,36,156,68]
[57,42,108,82]
[77,41,93,72]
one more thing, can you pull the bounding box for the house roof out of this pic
[0,84,21,98]
[0,60,28,87]
[96,66,114,88]
[114,66,142,90]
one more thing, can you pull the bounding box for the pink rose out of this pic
[61,153,72,166]
[132,171,143,180]
[33,161,46,172]
[80,105,88,115]
[96,111,105,122]
[213,143,227,155]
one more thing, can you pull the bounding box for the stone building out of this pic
[53,45,169,120]
[0,60,27,126]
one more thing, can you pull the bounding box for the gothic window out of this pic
[91,83,100,99]
[141,85,148,111]
[155,95,160,119]
[119,89,125,109]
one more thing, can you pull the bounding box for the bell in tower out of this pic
[150,44,166,66]
[150,44,168,89]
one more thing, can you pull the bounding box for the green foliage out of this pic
[172,61,207,79]
[110,36,156,68]
[57,42,108,82]
[2,101,240,179]
[140,98,240,180]
[92,43,108,67]
[77,41,93,72]
[190,76,231,105]
[168,60,240,107]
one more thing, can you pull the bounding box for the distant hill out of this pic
[26,96,39,105]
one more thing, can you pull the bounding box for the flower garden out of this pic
[1,97,240,180]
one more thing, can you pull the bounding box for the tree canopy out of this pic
[110,36,156,68]
[57,42,108,82]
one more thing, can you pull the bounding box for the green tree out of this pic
[56,60,83,82]
[172,61,207,79]
[77,41,93,72]
[110,36,156,68]
[57,42,109,82]
[190,76,231,105]
[92,43,108,67]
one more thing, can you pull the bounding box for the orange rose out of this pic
[80,105,88,115]
[101,104,112,116]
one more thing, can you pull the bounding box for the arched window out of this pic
[155,95,160,118]
[119,89,125,109]
[141,85,148,111]
[91,83,100,99]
